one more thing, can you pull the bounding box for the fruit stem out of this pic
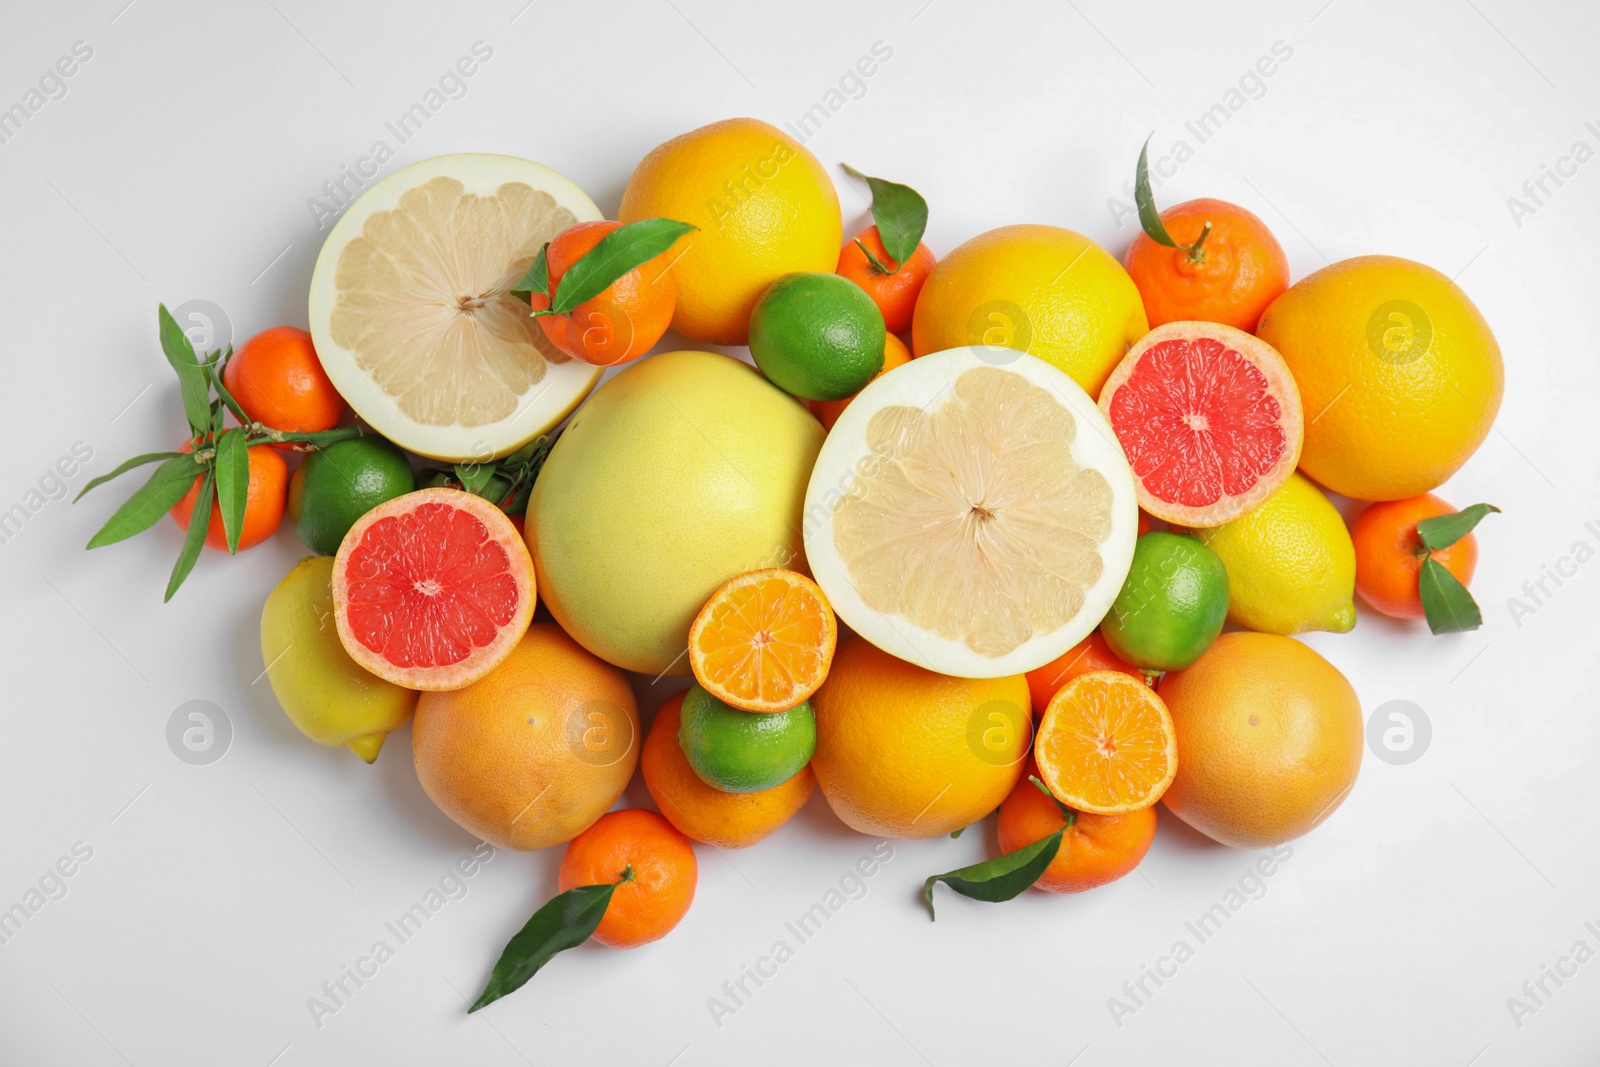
[616,864,635,885]
[1184,221,1213,263]
[246,425,365,451]
[855,237,899,276]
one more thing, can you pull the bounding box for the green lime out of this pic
[288,436,416,555]
[748,272,886,401]
[1100,531,1229,671]
[677,683,816,793]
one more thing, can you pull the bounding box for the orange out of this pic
[222,326,346,438]
[996,759,1157,893]
[618,118,841,345]
[558,809,696,948]
[1123,198,1289,332]
[642,692,814,848]
[808,333,911,431]
[1351,494,1478,620]
[1025,632,1145,713]
[835,226,935,335]
[1159,632,1362,848]
[810,634,1029,838]
[1035,670,1177,815]
[530,220,676,366]
[687,568,837,712]
[412,622,638,851]
[169,436,287,551]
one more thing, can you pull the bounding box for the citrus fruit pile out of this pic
[78,118,1505,1008]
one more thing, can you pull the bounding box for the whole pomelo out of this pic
[618,118,842,345]
[1255,255,1502,501]
[1158,632,1363,848]
[412,622,639,851]
[911,224,1148,397]
[527,351,825,675]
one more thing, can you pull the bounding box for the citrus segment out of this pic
[1099,321,1302,527]
[688,569,837,713]
[1035,670,1177,815]
[805,347,1138,678]
[332,488,535,690]
[309,154,604,461]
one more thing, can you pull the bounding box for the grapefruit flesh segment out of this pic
[688,569,837,713]
[333,488,535,691]
[1099,321,1302,527]
[1035,670,1177,815]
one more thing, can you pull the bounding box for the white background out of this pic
[1,0,1596,1063]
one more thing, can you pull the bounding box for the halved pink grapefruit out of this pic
[1098,321,1302,527]
[332,488,535,691]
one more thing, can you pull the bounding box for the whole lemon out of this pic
[911,224,1148,397]
[1189,472,1357,636]
[1256,255,1503,501]
[618,118,842,345]
[811,635,1030,838]
[527,351,825,675]
[1159,633,1363,848]
[260,556,417,763]
[412,623,639,851]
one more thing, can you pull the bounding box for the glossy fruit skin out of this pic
[527,351,823,676]
[996,760,1157,893]
[287,436,415,555]
[1124,198,1289,332]
[1256,255,1503,501]
[412,623,638,851]
[223,326,347,438]
[1352,494,1477,619]
[811,635,1029,838]
[260,556,417,762]
[677,684,815,793]
[530,220,676,366]
[1100,532,1229,671]
[1159,632,1363,848]
[911,224,1148,398]
[836,226,935,335]
[1025,632,1144,712]
[749,272,886,401]
[558,809,696,948]
[1189,472,1357,636]
[809,333,911,431]
[643,692,815,848]
[618,118,841,345]
[170,438,287,551]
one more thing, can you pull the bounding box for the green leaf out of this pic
[1134,136,1182,250]
[74,451,184,502]
[165,468,213,601]
[512,243,551,301]
[454,463,497,496]
[209,347,250,425]
[949,826,965,839]
[85,455,200,549]
[922,829,1064,920]
[214,430,250,554]
[1417,503,1499,552]
[1419,556,1483,634]
[470,880,620,1012]
[843,165,929,271]
[549,219,695,315]
[158,304,214,437]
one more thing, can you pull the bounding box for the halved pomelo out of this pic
[332,488,535,691]
[1098,321,1302,527]
[803,346,1139,679]
[308,154,603,462]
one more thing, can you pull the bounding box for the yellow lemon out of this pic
[260,557,418,763]
[911,224,1148,397]
[1188,472,1356,636]
[618,118,841,345]
[1256,255,1503,501]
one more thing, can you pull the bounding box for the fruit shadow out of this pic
[1151,804,1227,855]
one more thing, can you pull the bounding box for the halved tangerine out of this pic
[1098,321,1302,528]
[332,488,535,691]
[687,569,837,713]
[1035,670,1177,814]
